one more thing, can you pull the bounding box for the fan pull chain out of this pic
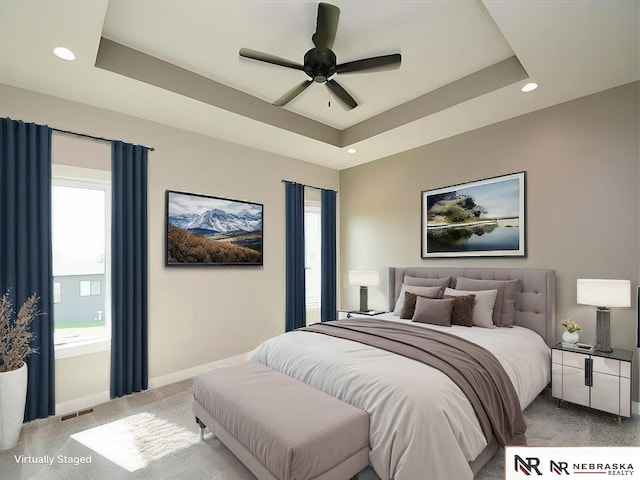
[327,90,331,108]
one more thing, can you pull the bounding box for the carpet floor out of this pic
[1,378,638,480]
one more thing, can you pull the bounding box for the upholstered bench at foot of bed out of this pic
[193,360,370,480]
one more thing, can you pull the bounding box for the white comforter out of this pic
[250,315,550,480]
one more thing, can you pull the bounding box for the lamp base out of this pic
[359,286,369,312]
[594,307,612,353]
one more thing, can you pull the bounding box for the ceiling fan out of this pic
[239,2,401,110]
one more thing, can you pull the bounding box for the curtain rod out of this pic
[51,127,155,152]
[281,179,337,193]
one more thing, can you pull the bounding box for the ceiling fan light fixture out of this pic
[53,46,76,61]
[521,82,538,93]
[238,2,401,109]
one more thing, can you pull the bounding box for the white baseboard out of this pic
[147,352,251,389]
[55,352,251,417]
[56,391,111,417]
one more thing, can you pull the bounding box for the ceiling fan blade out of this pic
[273,80,313,106]
[336,53,402,74]
[326,79,357,110]
[312,3,340,50]
[239,48,304,71]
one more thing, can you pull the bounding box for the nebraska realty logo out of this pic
[506,447,637,479]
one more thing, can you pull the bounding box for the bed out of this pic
[250,267,555,480]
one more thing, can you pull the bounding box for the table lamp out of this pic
[577,278,630,352]
[348,270,379,312]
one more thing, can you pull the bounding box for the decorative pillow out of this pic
[443,294,476,327]
[411,296,454,326]
[393,284,443,315]
[401,291,442,319]
[403,275,452,289]
[444,287,498,328]
[454,277,520,327]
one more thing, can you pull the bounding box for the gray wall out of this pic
[340,82,639,401]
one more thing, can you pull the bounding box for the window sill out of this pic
[54,337,110,360]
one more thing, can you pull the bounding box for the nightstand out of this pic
[338,310,386,319]
[551,343,632,424]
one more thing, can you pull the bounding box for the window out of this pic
[304,199,321,321]
[80,280,101,297]
[52,165,110,353]
[53,282,61,304]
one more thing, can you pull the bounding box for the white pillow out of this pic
[443,287,498,328]
[393,284,443,315]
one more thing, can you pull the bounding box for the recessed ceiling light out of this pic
[521,82,538,93]
[53,47,76,61]
[346,148,356,154]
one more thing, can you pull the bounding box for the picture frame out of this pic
[165,190,263,266]
[421,172,526,258]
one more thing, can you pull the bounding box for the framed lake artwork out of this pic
[421,172,526,258]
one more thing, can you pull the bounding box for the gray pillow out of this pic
[401,291,441,319]
[454,277,520,327]
[444,287,497,328]
[403,275,452,289]
[411,297,454,326]
[393,284,443,315]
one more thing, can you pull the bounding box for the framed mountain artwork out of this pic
[165,190,263,266]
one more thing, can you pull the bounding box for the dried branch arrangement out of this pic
[0,291,39,373]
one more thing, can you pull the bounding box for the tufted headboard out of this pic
[388,267,556,346]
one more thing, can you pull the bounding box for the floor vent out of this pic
[61,408,94,421]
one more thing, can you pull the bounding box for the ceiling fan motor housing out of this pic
[239,2,401,108]
[304,48,336,83]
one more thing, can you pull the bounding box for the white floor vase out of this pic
[0,362,28,451]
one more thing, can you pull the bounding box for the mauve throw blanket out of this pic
[300,319,527,447]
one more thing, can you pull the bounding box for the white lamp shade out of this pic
[576,279,631,308]
[348,270,379,287]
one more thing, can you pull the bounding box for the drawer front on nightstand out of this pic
[552,349,562,365]
[590,372,620,415]
[620,361,631,379]
[551,362,562,399]
[620,377,631,417]
[592,357,620,376]
[562,351,587,369]
[562,365,589,407]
